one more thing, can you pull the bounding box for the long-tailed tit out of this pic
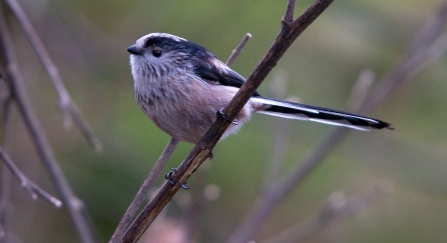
[127,33,391,144]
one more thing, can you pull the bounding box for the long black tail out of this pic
[252,97,392,131]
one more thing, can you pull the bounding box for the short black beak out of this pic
[127,45,142,55]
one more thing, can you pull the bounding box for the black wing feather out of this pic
[194,63,261,96]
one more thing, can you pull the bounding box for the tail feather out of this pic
[252,97,392,131]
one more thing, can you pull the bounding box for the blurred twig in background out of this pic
[4,0,102,152]
[227,1,447,242]
[263,69,293,190]
[0,0,102,242]
[0,147,62,207]
[261,180,394,243]
[347,69,375,112]
[0,75,13,241]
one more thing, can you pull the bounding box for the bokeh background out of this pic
[2,0,447,242]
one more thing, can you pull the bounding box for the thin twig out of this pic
[261,180,394,243]
[120,0,335,242]
[0,6,97,243]
[4,0,102,152]
[225,33,252,66]
[226,1,447,242]
[283,0,297,24]
[109,137,179,243]
[0,147,63,207]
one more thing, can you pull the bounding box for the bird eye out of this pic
[152,47,162,57]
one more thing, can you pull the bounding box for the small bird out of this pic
[127,33,391,144]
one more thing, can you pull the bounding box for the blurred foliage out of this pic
[2,0,447,242]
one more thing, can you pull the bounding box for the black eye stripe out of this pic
[143,37,163,48]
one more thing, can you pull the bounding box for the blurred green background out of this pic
[2,0,447,242]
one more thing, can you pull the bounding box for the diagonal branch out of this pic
[4,0,102,152]
[120,0,335,242]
